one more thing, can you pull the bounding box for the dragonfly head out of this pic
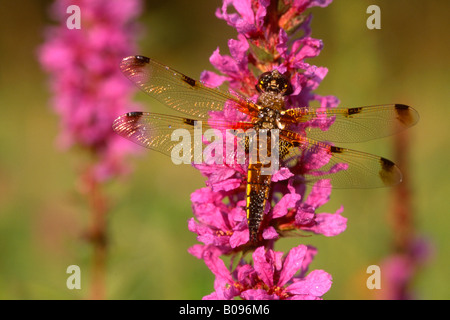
[256,70,293,96]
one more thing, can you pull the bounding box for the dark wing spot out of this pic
[182,75,196,87]
[395,104,415,126]
[347,107,362,115]
[394,104,409,110]
[379,157,402,186]
[330,146,344,153]
[380,157,395,171]
[183,118,196,126]
[126,111,144,117]
[134,55,150,65]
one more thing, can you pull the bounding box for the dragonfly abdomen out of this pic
[246,163,272,243]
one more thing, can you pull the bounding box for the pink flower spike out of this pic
[39,0,143,182]
[190,0,342,300]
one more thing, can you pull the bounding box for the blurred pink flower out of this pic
[377,237,434,300]
[38,0,143,181]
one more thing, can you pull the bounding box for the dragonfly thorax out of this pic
[257,91,286,110]
[254,107,285,130]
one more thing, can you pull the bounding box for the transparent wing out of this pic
[112,112,253,163]
[282,104,419,143]
[279,130,402,189]
[120,55,259,119]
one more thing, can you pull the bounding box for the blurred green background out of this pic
[0,0,449,299]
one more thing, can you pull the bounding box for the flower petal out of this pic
[203,250,234,283]
[228,34,249,65]
[272,189,302,218]
[230,228,248,248]
[305,179,331,208]
[271,167,294,182]
[262,226,279,240]
[252,247,274,287]
[241,289,278,300]
[278,245,307,286]
[304,206,347,236]
[286,269,332,297]
[200,70,229,87]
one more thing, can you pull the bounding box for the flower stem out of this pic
[391,130,414,252]
[83,165,108,300]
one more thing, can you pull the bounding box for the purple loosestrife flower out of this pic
[189,0,345,299]
[39,0,143,182]
[202,245,332,300]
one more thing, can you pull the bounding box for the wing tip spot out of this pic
[126,111,144,117]
[394,104,418,127]
[379,157,402,186]
[120,56,150,70]
[134,55,150,64]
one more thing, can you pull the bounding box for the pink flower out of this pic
[202,245,332,300]
[273,179,347,237]
[38,0,143,181]
[189,176,346,255]
[201,34,257,97]
[215,0,270,37]
[188,187,249,252]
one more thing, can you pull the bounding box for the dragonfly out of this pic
[112,55,419,243]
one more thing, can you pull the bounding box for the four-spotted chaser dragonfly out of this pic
[112,55,419,243]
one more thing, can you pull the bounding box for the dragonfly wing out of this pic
[112,112,253,164]
[120,56,259,119]
[283,104,419,143]
[279,130,402,188]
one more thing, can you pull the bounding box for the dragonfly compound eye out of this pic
[256,70,293,96]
